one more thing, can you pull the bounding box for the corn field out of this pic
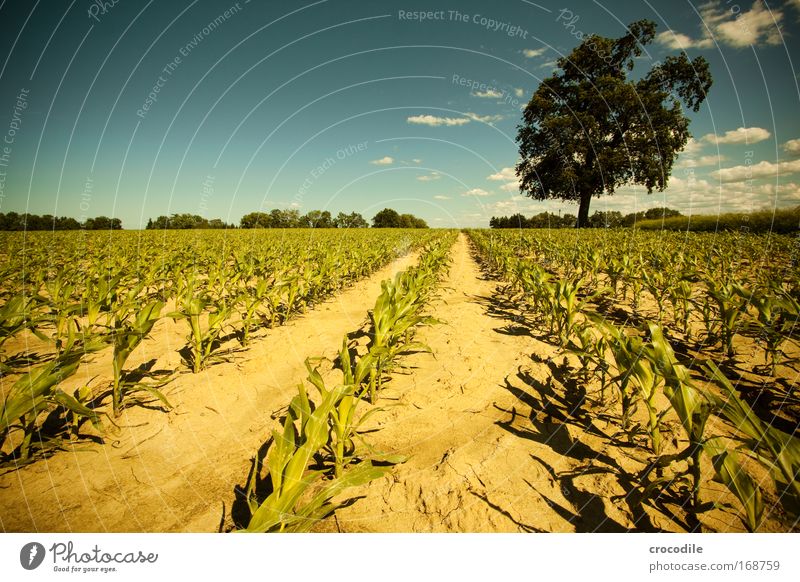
[0,227,797,532]
[468,228,800,532]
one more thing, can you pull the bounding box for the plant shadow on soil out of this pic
[464,261,694,531]
[494,366,673,532]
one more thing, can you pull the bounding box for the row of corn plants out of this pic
[474,228,800,373]
[0,229,435,468]
[468,229,799,532]
[238,232,456,532]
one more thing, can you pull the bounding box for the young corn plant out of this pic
[1,351,103,465]
[236,279,271,347]
[80,273,122,331]
[641,269,669,322]
[365,271,436,403]
[595,320,641,434]
[648,327,762,530]
[110,300,169,416]
[703,436,764,532]
[551,277,586,346]
[705,279,749,358]
[704,361,800,522]
[239,381,391,532]
[567,323,597,384]
[740,287,799,376]
[605,257,626,300]
[305,349,363,479]
[667,279,694,337]
[169,281,232,373]
[0,294,45,372]
[42,276,83,354]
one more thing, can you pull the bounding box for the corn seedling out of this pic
[740,287,799,375]
[240,381,390,532]
[111,300,168,416]
[704,436,764,532]
[705,279,749,357]
[169,279,232,373]
[704,361,800,520]
[647,326,713,522]
[1,351,103,465]
[668,279,693,336]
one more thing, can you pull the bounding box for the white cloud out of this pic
[702,127,771,145]
[714,1,783,47]
[656,1,784,50]
[712,159,800,182]
[783,138,800,155]
[487,167,521,192]
[514,88,525,98]
[539,60,557,69]
[433,195,451,200]
[681,138,704,156]
[487,167,517,181]
[523,47,547,58]
[675,154,728,168]
[465,112,504,123]
[655,30,713,50]
[369,156,394,165]
[472,89,503,98]
[463,188,491,197]
[407,114,470,127]
[417,173,441,182]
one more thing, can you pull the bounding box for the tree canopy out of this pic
[0,212,122,231]
[515,20,712,227]
[371,208,428,228]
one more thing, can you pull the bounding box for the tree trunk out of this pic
[576,191,592,228]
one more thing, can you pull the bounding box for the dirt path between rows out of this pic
[0,250,422,533]
[324,233,738,533]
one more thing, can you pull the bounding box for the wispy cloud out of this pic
[463,188,491,197]
[407,112,501,127]
[522,47,547,58]
[702,127,771,145]
[369,156,394,165]
[465,112,504,123]
[407,114,470,127]
[514,88,525,98]
[472,89,503,98]
[433,195,451,200]
[417,172,441,182]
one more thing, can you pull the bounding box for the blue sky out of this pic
[0,0,799,228]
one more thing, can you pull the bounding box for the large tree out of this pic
[515,20,712,227]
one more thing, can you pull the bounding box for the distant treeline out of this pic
[144,208,427,229]
[237,210,367,229]
[0,208,429,231]
[490,208,682,229]
[146,214,236,230]
[0,212,122,231]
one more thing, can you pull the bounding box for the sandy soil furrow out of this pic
[326,233,686,533]
[0,250,422,532]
